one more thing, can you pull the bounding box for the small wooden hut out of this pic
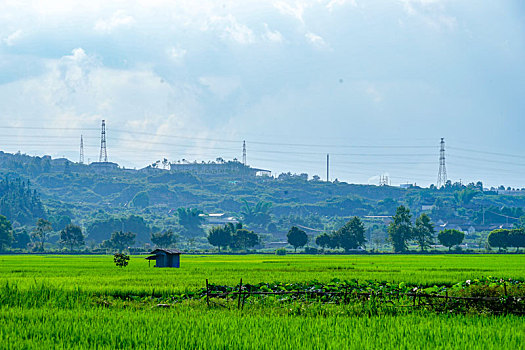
[146,249,182,268]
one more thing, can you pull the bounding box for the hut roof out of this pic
[150,248,183,255]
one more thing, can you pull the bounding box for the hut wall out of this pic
[171,255,180,268]
[154,253,180,268]
[156,254,167,268]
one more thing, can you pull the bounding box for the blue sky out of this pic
[0,0,524,187]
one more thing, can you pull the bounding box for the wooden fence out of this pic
[204,279,525,314]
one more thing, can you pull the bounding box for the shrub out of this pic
[113,253,130,268]
[304,247,319,254]
[275,248,287,255]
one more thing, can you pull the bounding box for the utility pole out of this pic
[99,120,107,162]
[79,135,84,164]
[242,141,247,166]
[326,154,330,182]
[437,138,447,188]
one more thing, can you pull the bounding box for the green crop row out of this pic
[0,304,523,349]
[1,254,524,295]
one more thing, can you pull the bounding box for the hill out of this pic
[0,151,524,245]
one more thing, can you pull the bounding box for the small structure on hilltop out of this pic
[146,249,182,268]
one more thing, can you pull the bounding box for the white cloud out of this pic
[3,30,23,46]
[208,14,255,44]
[199,76,241,99]
[305,32,327,48]
[0,48,205,166]
[326,0,357,12]
[94,10,135,33]
[273,1,307,23]
[167,46,187,63]
[263,23,284,43]
[399,0,456,30]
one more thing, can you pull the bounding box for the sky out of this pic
[0,0,524,188]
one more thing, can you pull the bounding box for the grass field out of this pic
[0,254,523,349]
[1,254,523,294]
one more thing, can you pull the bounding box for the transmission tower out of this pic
[242,141,247,166]
[99,120,107,162]
[79,135,84,164]
[437,137,447,188]
[379,174,390,186]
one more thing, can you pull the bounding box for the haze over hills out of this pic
[0,149,524,247]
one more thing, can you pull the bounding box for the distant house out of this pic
[199,213,239,225]
[169,160,270,177]
[89,162,119,173]
[146,249,182,268]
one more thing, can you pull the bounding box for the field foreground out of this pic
[0,254,523,349]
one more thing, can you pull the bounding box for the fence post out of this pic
[206,279,210,307]
[237,278,243,310]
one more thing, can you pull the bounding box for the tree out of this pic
[150,230,177,248]
[102,231,136,252]
[487,229,509,251]
[11,230,30,250]
[0,215,13,251]
[453,188,479,206]
[508,229,525,252]
[31,218,52,251]
[333,216,366,252]
[287,226,308,252]
[240,200,272,228]
[177,208,204,236]
[59,224,85,251]
[230,229,259,251]
[113,253,130,268]
[207,225,232,252]
[315,233,332,250]
[438,229,465,251]
[388,206,413,253]
[413,213,435,252]
[132,192,150,209]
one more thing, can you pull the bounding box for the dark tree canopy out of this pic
[86,215,151,243]
[113,253,130,268]
[151,230,177,248]
[230,228,259,250]
[177,208,205,236]
[59,224,85,251]
[31,218,52,252]
[241,200,272,228]
[132,191,150,209]
[11,229,30,250]
[102,231,136,252]
[315,233,332,250]
[0,215,13,251]
[488,229,509,250]
[287,226,308,252]
[437,229,464,251]
[486,229,524,251]
[413,213,435,251]
[388,206,413,253]
[207,225,232,252]
[333,216,366,252]
[509,229,525,251]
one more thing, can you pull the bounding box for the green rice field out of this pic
[0,254,524,349]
